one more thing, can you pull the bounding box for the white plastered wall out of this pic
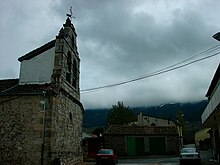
[19,47,55,85]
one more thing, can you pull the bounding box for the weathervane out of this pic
[66,6,76,20]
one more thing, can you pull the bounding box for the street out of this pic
[84,149,219,165]
[85,156,179,165]
[117,156,179,165]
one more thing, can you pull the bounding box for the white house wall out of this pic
[202,83,220,124]
[138,113,176,127]
[19,47,55,85]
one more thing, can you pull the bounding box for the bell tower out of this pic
[50,17,83,164]
[52,17,80,99]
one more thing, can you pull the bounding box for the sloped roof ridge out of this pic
[105,125,178,135]
[0,79,19,92]
[18,39,55,62]
[0,78,19,82]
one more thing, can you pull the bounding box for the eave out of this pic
[206,63,220,97]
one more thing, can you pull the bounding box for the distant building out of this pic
[137,113,176,127]
[184,121,202,144]
[201,63,220,162]
[104,125,179,156]
[195,128,211,150]
[105,113,179,156]
[0,18,84,164]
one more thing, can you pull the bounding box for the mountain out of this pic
[83,108,109,128]
[83,100,208,128]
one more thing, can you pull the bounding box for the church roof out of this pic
[18,40,55,62]
[0,79,19,92]
[0,81,84,112]
[0,80,54,95]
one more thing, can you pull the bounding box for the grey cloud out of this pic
[1,0,220,109]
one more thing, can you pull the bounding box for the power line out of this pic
[80,46,220,93]
[152,45,220,74]
[131,45,220,80]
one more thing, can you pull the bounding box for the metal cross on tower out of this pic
[66,7,76,20]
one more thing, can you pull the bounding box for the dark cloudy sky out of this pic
[0,0,220,109]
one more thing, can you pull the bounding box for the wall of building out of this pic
[104,134,179,156]
[19,47,55,85]
[0,92,83,165]
[138,113,176,127]
[0,95,44,164]
[104,135,126,156]
[212,124,220,161]
[166,136,179,154]
[54,37,80,99]
[48,92,83,164]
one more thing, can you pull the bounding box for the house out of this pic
[104,125,179,156]
[137,112,176,127]
[195,128,211,150]
[0,18,84,164]
[137,113,184,147]
[201,63,220,162]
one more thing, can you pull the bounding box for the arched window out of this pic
[71,36,75,47]
[69,112,73,122]
[66,52,71,83]
[72,59,77,88]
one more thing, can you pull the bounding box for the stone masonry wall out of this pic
[104,135,126,156]
[47,92,83,165]
[104,135,179,156]
[0,92,83,165]
[0,95,44,165]
[166,136,179,154]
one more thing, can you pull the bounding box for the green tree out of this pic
[107,101,136,125]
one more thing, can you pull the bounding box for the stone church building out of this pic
[0,18,84,164]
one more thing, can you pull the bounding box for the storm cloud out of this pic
[0,0,220,108]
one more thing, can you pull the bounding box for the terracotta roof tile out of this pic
[0,80,55,95]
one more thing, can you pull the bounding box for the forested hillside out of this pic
[83,100,208,128]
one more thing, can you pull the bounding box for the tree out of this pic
[107,101,136,125]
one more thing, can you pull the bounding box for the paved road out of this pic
[84,149,219,165]
[118,156,179,164]
[84,156,179,165]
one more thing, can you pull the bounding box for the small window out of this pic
[71,36,75,47]
[66,73,71,83]
[69,112,72,121]
[66,52,71,83]
[72,59,77,88]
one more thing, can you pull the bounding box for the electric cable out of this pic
[80,47,220,93]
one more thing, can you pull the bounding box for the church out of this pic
[0,17,84,164]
